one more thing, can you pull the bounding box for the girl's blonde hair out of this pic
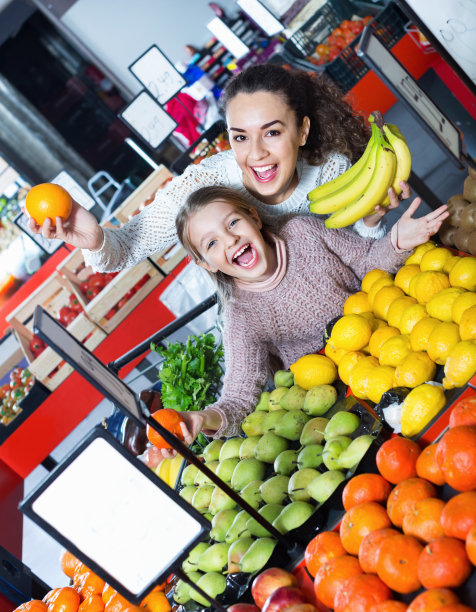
[176,186,261,301]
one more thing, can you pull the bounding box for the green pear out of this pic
[179,485,197,504]
[181,463,200,486]
[307,470,346,504]
[182,541,210,573]
[216,457,240,484]
[262,409,287,433]
[202,439,225,462]
[274,410,310,440]
[322,436,352,470]
[246,503,284,537]
[260,475,289,504]
[239,480,263,509]
[255,432,289,463]
[274,449,299,476]
[209,508,239,542]
[324,411,360,440]
[228,536,255,573]
[268,386,289,411]
[255,391,270,411]
[231,458,267,491]
[274,370,294,388]
[191,484,214,514]
[173,571,202,604]
[239,538,277,573]
[209,486,236,515]
[225,509,251,543]
[239,436,262,459]
[280,385,307,411]
[197,542,230,573]
[338,434,374,470]
[203,513,213,522]
[219,437,244,461]
[288,468,321,502]
[300,417,330,446]
[242,411,266,437]
[190,572,227,606]
[272,501,314,534]
[303,385,338,416]
[194,460,219,486]
[297,444,324,469]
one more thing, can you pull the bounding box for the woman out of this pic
[28,65,409,271]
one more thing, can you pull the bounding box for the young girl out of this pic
[167,186,448,444]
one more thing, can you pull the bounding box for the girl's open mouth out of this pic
[232,243,258,268]
[251,164,278,183]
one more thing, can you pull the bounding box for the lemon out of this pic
[387,296,418,328]
[427,321,461,365]
[368,325,400,359]
[325,341,348,365]
[413,271,451,304]
[443,255,460,274]
[348,356,379,399]
[361,269,392,293]
[372,285,405,321]
[394,351,437,388]
[404,241,437,265]
[452,291,476,324]
[449,256,476,291]
[401,383,446,437]
[443,340,476,389]
[410,317,440,352]
[426,287,466,322]
[459,304,476,341]
[330,314,373,351]
[338,351,366,385]
[394,264,421,294]
[399,303,429,335]
[343,291,371,315]
[419,247,453,272]
[408,272,422,298]
[290,354,337,390]
[379,334,412,367]
[367,366,396,404]
[368,276,394,308]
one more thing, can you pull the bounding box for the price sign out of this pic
[129,45,186,105]
[119,92,178,150]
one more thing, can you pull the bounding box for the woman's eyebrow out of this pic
[228,119,284,132]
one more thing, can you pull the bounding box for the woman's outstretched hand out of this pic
[363,181,412,227]
[24,199,104,251]
[395,198,449,252]
[158,411,207,459]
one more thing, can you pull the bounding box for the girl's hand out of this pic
[24,199,104,251]
[395,198,449,252]
[363,181,411,227]
[158,411,206,459]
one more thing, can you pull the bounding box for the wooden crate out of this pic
[149,243,189,275]
[6,272,106,391]
[57,248,164,333]
[112,165,173,225]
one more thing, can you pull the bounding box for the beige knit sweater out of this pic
[205,215,409,438]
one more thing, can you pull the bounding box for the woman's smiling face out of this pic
[188,199,276,283]
[226,90,310,205]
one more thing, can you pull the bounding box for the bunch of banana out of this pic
[155,454,183,488]
[308,111,412,228]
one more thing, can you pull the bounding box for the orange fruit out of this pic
[387,477,436,528]
[377,534,423,593]
[440,491,476,540]
[466,525,476,565]
[340,501,392,555]
[78,597,104,612]
[436,425,476,491]
[45,587,80,612]
[358,528,400,574]
[146,408,184,450]
[417,537,471,589]
[74,571,105,600]
[416,443,446,486]
[14,602,48,612]
[314,555,363,609]
[104,593,131,612]
[304,531,346,578]
[139,591,171,612]
[333,574,391,612]
[376,437,421,485]
[342,473,392,511]
[25,183,72,226]
[101,586,115,606]
[401,496,445,542]
[407,588,460,612]
[449,395,476,427]
[60,551,81,579]
[369,602,407,612]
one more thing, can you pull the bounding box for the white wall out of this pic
[61,0,240,95]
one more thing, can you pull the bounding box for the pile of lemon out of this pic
[325,242,476,411]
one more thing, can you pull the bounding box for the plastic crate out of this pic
[284,0,407,92]
[171,120,230,174]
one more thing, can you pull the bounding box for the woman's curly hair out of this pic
[220,64,369,165]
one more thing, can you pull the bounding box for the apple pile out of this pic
[0,366,34,425]
[307,16,373,66]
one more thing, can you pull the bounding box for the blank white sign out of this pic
[130,46,186,104]
[120,92,178,149]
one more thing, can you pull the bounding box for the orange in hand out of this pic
[26,183,72,226]
[146,409,185,449]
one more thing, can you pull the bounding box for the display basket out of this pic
[283,0,407,92]
[171,121,230,175]
[148,243,189,276]
[0,379,51,444]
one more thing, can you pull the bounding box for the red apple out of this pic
[227,605,260,611]
[261,587,308,612]
[252,568,298,608]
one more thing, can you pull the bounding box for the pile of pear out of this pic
[174,371,376,607]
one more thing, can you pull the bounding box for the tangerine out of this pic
[401,497,445,542]
[358,527,400,574]
[146,409,185,450]
[435,425,476,491]
[73,571,105,600]
[417,537,471,589]
[101,586,115,605]
[387,477,436,528]
[377,534,423,593]
[139,591,171,612]
[14,602,48,612]
[304,530,346,578]
[369,602,408,612]
[333,574,391,612]
[433,605,476,611]
[45,587,80,612]
[313,555,363,609]
[339,501,392,555]
[26,183,72,227]
[376,437,421,484]
[416,443,446,486]
[78,597,104,612]
[465,525,476,565]
[341,473,392,511]
[449,394,476,428]
[407,588,460,612]
[440,491,476,540]
[104,593,131,612]
[60,551,81,579]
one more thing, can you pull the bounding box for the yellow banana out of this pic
[380,123,412,205]
[308,126,376,203]
[156,457,171,484]
[325,126,397,229]
[167,455,183,488]
[309,123,379,215]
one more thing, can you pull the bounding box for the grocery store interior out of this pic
[1,0,476,611]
